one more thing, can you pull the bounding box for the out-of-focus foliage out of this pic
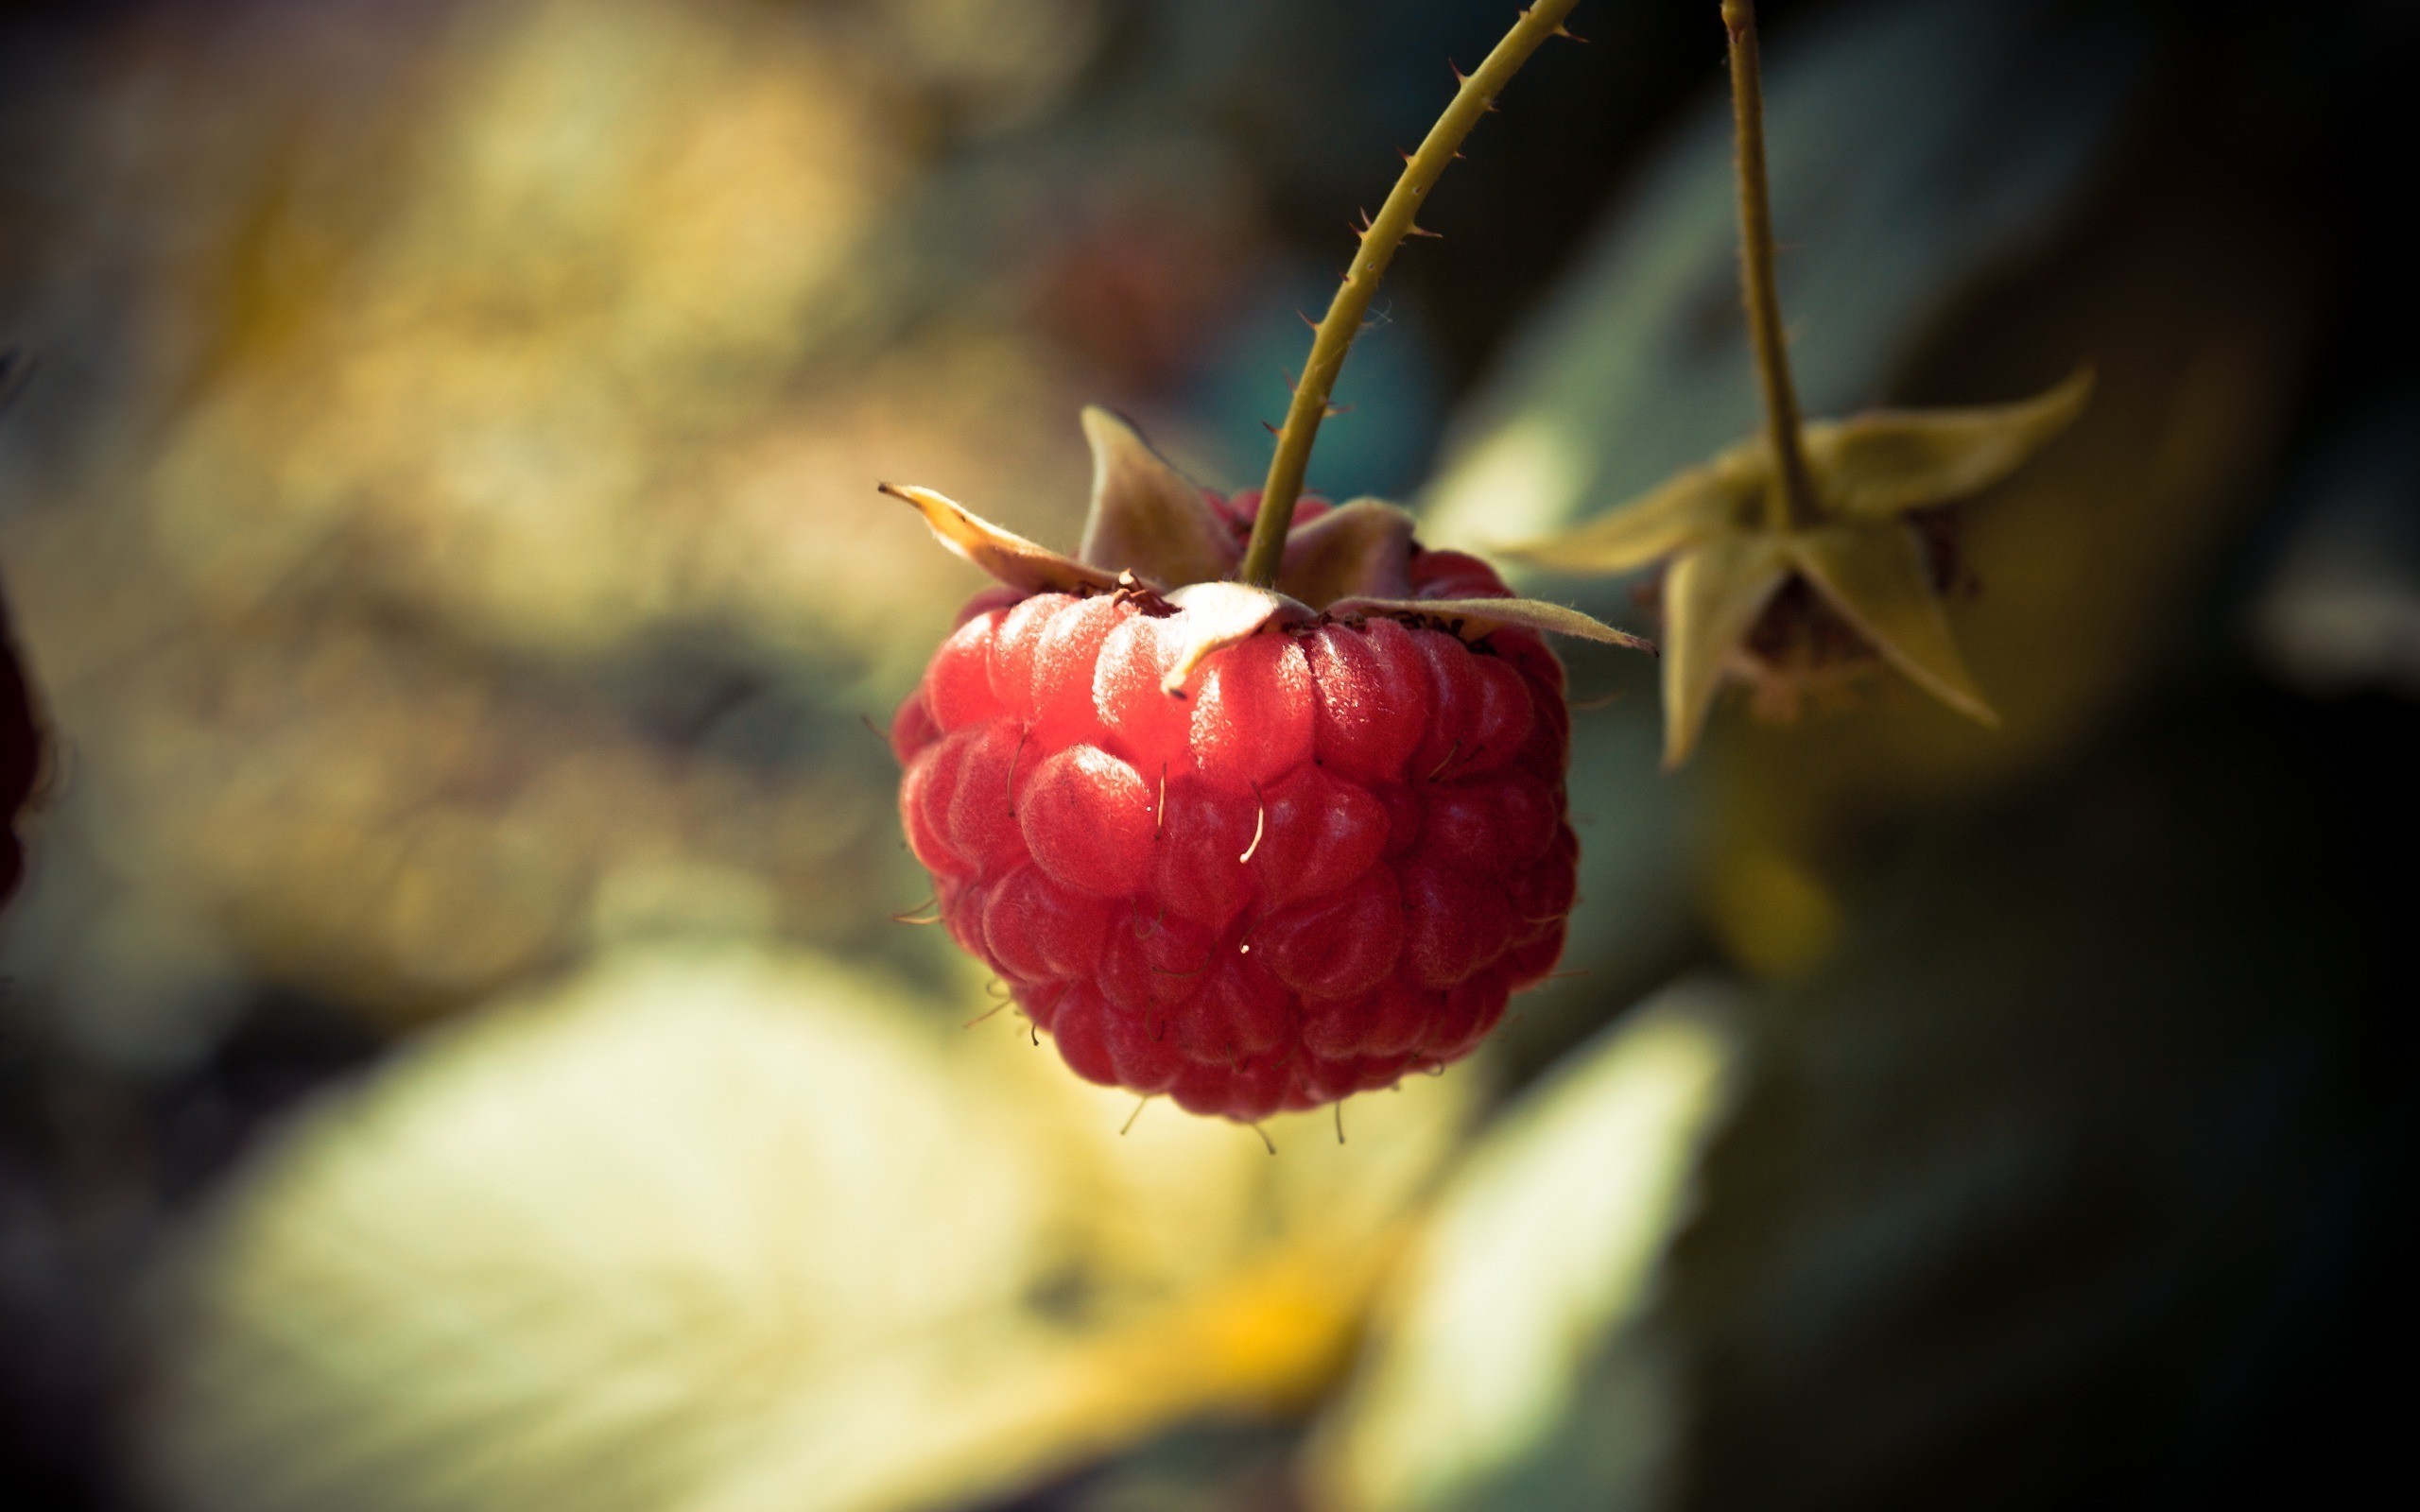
[0,0,1121,1055]
[141,0,1071,670]
[148,941,1473,1512]
[1309,982,1740,1512]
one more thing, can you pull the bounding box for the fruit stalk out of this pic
[1238,0,1588,588]
[1722,0,1819,532]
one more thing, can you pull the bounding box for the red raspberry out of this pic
[893,540,1575,1122]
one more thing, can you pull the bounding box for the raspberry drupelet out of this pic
[886,432,1625,1123]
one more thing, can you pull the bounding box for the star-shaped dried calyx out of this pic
[1507,369,2091,765]
[1495,0,2095,770]
[883,405,1651,687]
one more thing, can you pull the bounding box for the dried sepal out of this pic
[1333,595,1656,653]
[1805,368,2094,519]
[1158,582,1316,691]
[1077,406,1239,589]
[1277,500,1418,606]
[882,483,1119,595]
[1787,524,1995,725]
[1495,368,2090,763]
[1661,536,1791,768]
[893,411,1652,689]
[1497,446,1762,575]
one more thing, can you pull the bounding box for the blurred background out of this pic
[1,0,2412,1508]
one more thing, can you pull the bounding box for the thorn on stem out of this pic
[1406,222,1441,239]
[1239,0,1581,590]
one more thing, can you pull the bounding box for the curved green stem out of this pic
[1238,0,1588,587]
[1723,0,1818,532]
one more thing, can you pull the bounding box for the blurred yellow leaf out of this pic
[148,943,1475,1512]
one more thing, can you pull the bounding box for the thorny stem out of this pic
[1238,0,1588,587]
[1723,0,1818,531]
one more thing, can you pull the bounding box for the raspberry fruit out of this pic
[896,564,1570,1122]
[881,0,1649,1116]
[879,409,1649,1121]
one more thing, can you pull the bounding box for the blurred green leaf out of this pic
[1308,982,1741,1512]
